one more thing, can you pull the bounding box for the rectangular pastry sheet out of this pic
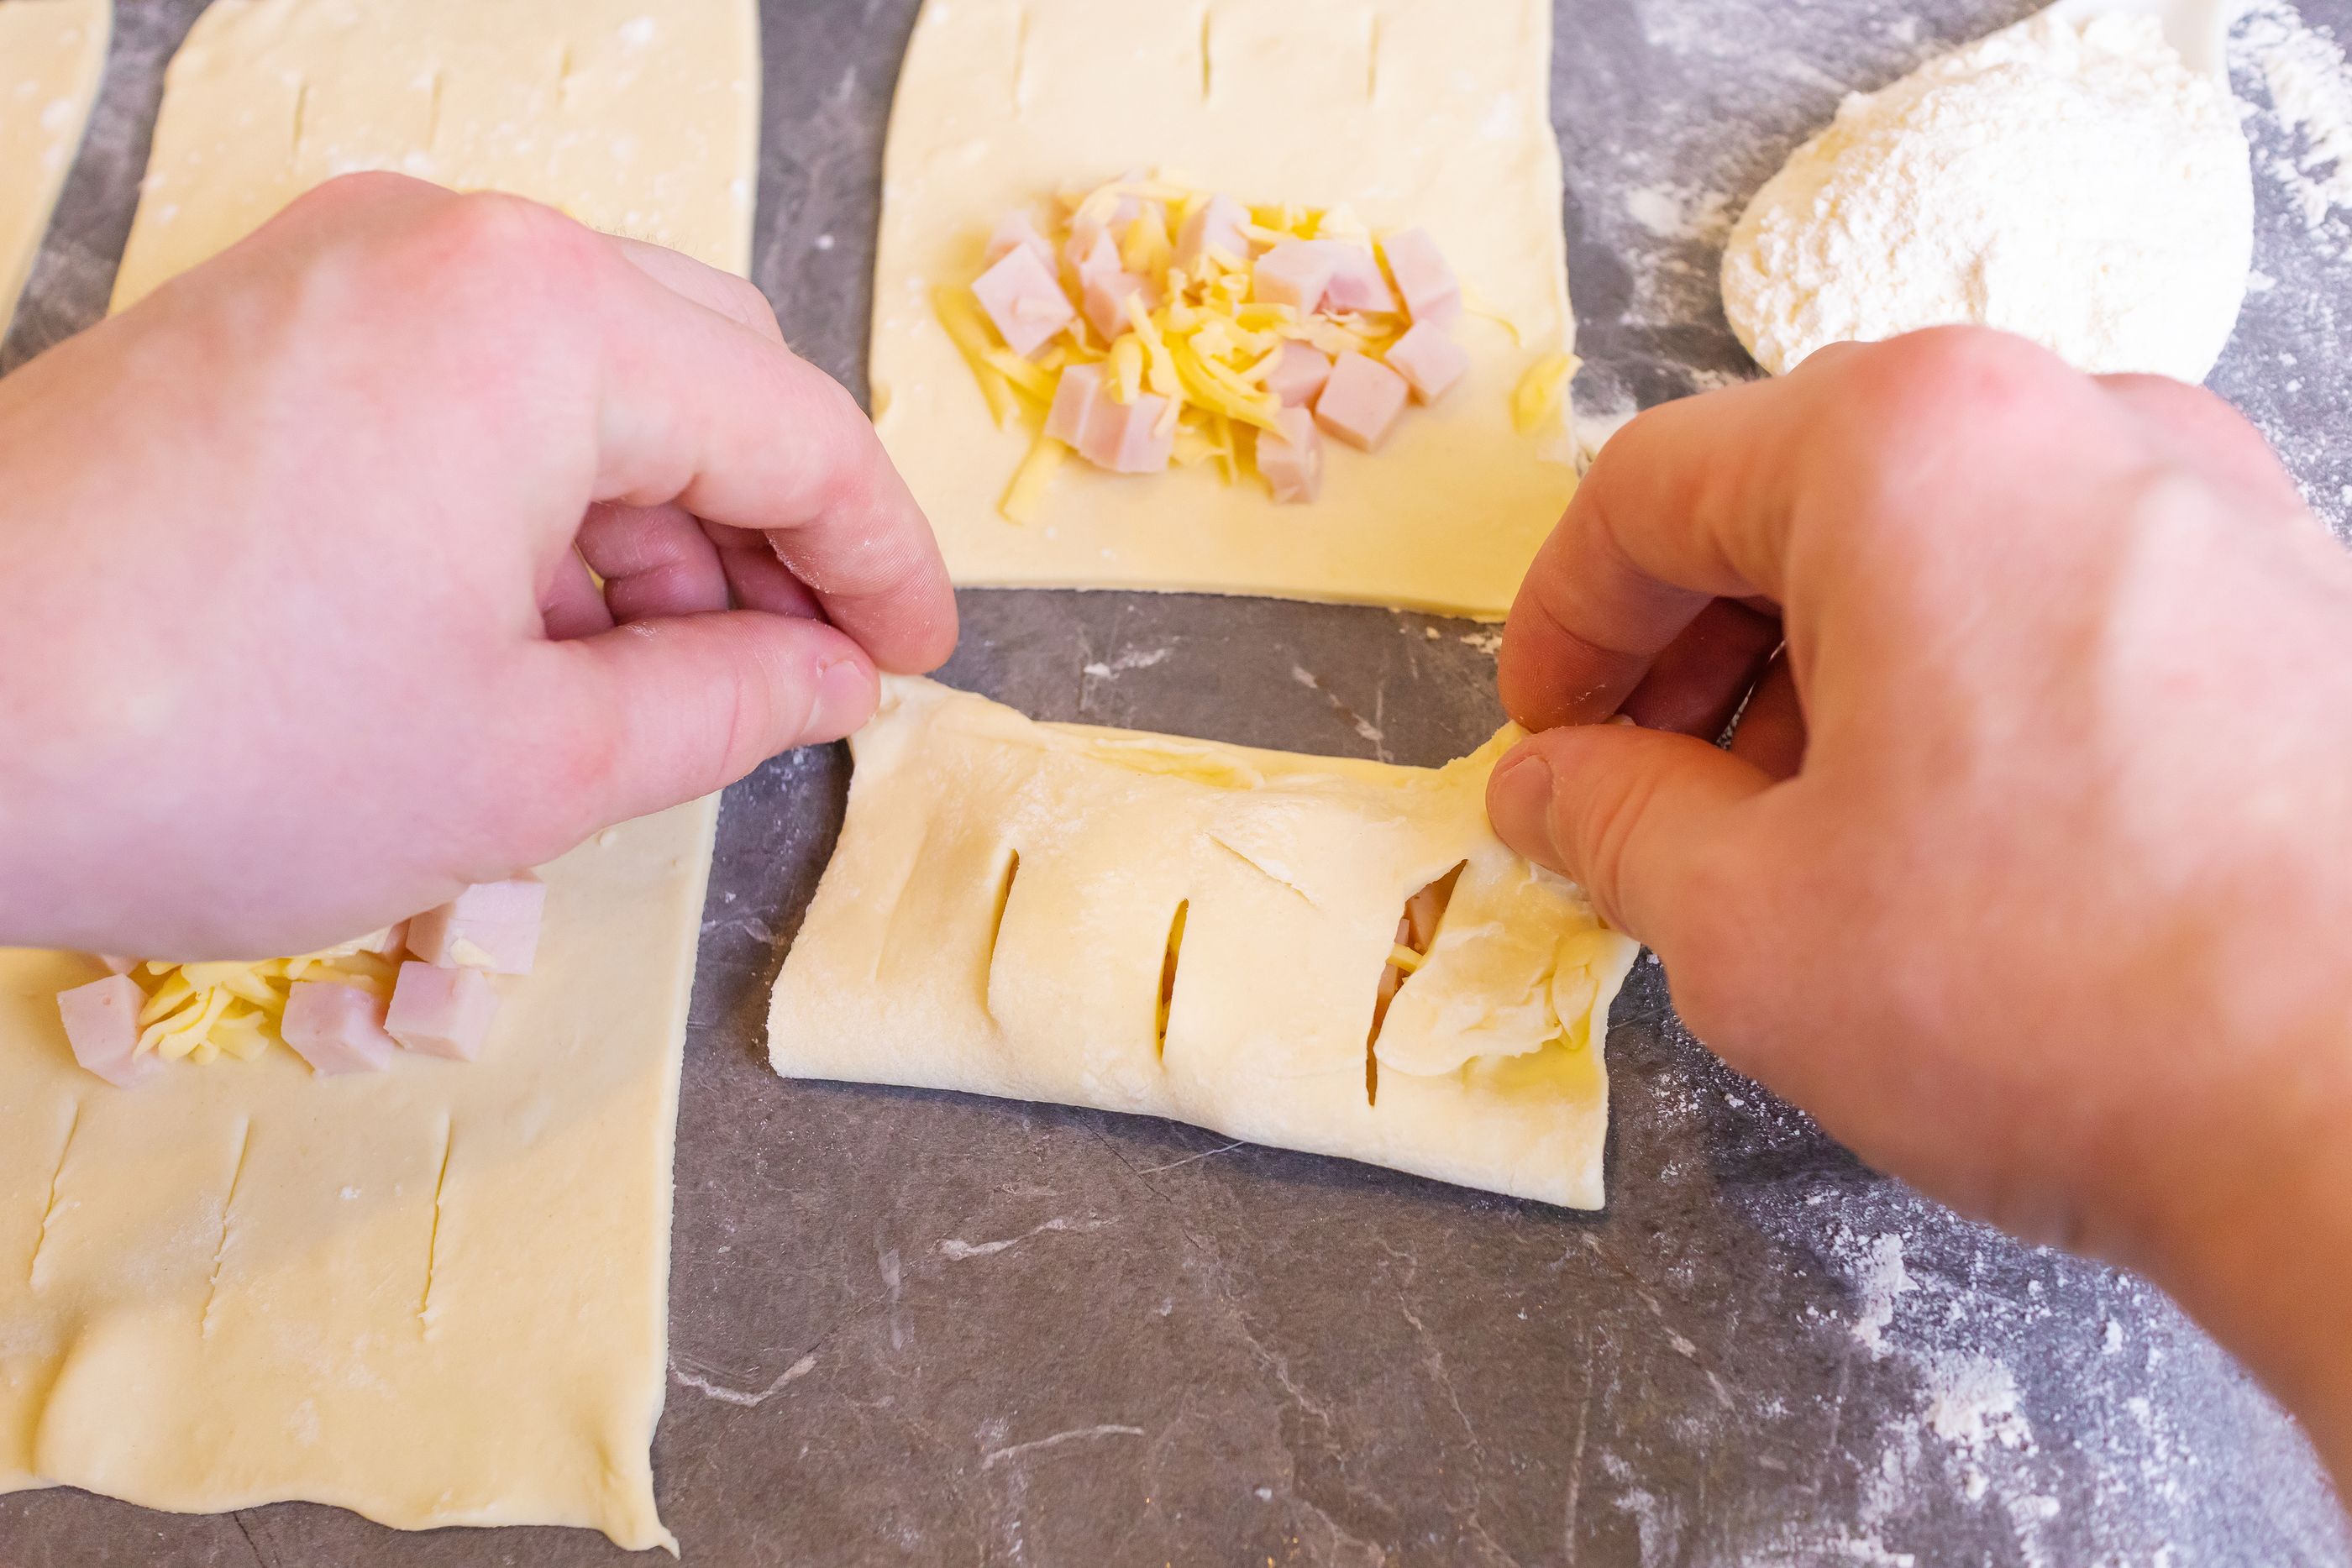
[3,0,759,1546]
[870,0,1576,616]
[769,679,1637,1209]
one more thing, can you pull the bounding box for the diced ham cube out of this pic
[1069,226,1121,284]
[281,980,397,1076]
[1065,181,1164,274]
[1380,227,1461,326]
[1079,392,1175,474]
[1063,216,1107,276]
[94,954,139,975]
[1252,240,1335,312]
[1176,193,1249,270]
[406,878,546,976]
[1046,363,1105,449]
[985,210,1053,268]
[1384,323,1470,402]
[1314,352,1410,451]
[1264,341,1332,406]
[971,245,1074,358]
[1256,406,1325,504]
[1317,242,1397,314]
[386,962,501,1062]
[1082,267,1157,342]
[57,974,158,1088]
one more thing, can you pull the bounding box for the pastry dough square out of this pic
[0,810,707,1546]
[112,0,759,308]
[769,679,1638,1209]
[0,0,109,334]
[870,0,1576,616]
[3,0,757,1547]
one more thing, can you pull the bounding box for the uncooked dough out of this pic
[113,0,757,308]
[1720,8,2252,380]
[870,0,1576,616]
[769,679,1639,1209]
[0,0,109,335]
[2,0,757,1548]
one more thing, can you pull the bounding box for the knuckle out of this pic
[1854,327,2066,440]
[1801,328,2081,521]
[290,168,413,215]
[717,273,784,338]
[409,191,596,305]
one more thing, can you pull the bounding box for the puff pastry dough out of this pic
[869,0,1576,616]
[769,679,1639,1209]
[2,0,757,1547]
[0,0,109,334]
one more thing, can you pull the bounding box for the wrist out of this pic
[2106,1007,2352,1492]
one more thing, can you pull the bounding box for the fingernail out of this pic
[1487,752,1558,865]
[808,657,875,741]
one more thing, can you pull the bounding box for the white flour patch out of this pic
[1625,181,1738,243]
[1849,1232,1914,1357]
[1610,1484,1685,1565]
[1081,646,1171,679]
[935,1214,1107,1261]
[1924,1352,2033,1460]
[2238,0,2352,246]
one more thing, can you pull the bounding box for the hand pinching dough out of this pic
[1721,8,2251,380]
[0,0,108,336]
[769,679,1640,1209]
[1,0,757,1547]
[871,0,1577,616]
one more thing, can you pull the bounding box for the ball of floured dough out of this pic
[1720,12,2252,381]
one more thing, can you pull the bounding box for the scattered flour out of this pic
[1624,181,1738,244]
[1080,646,1171,679]
[1850,1232,1914,1357]
[1924,1353,2034,1460]
[2238,0,2352,248]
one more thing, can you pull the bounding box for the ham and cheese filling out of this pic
[940,175,1514,520]
[54,878,543,1086]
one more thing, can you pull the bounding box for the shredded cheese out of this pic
[1512,351,1579,437]
[1001,432,1067,525]
[935,285,1024,427]
[114,939,402,1069]
[942,174,1531,522]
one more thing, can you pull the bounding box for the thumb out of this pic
[1486,723,1769,945]
[534,611,879,831]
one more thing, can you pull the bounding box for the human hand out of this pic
[0,172,954,959]
[1486,328,2352,1487]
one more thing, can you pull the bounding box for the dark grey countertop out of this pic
[6,1,2349,1564]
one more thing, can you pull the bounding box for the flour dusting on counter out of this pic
[2240,0,2352,245]
[1563,0,2352,538]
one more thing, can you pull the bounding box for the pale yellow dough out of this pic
[112,0,758,309]
[871,0,1576,616]
[0,0,109,334]
[3,0,759,1549]
[769,679,1639,1209]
